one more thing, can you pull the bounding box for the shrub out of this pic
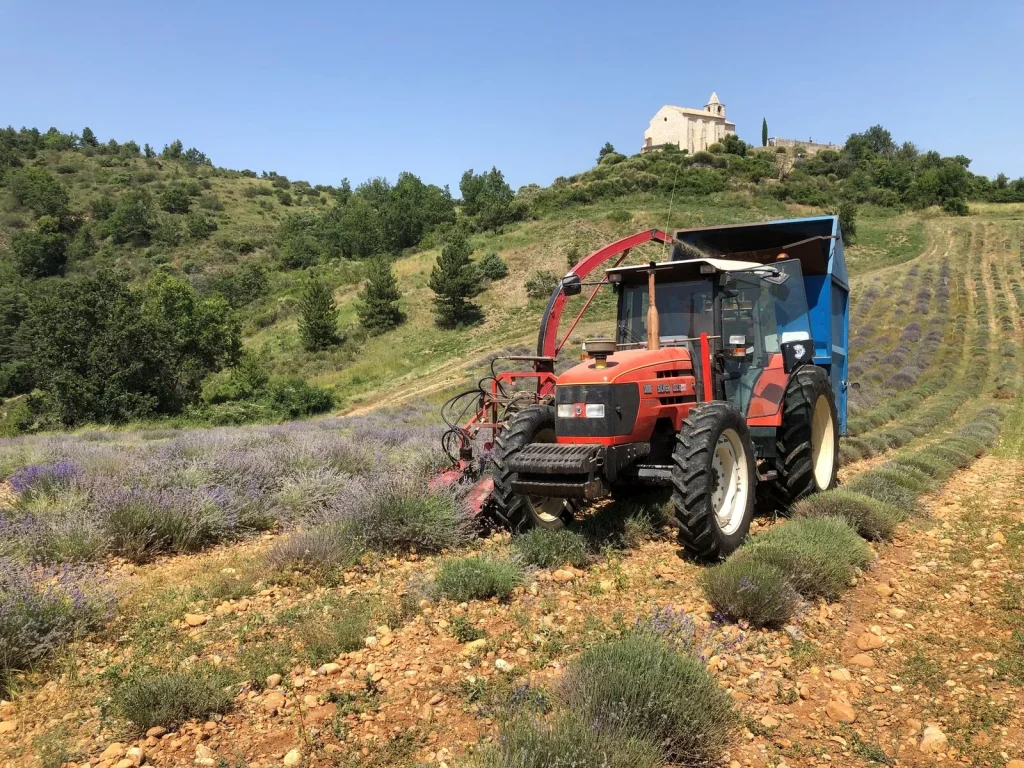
[298,274,339,351]
[702,557,798,628]
[450,615,486,643]
[558,633,737,766]
[266,376,334,418]
[845,469,921,510]
[525,270,559,300]
[356,257,405,335]
[745,517,870,596]
[435,554,524,602]
[361,482,472,555]
[792,490,905,541]
[889,454,955,480]
[0,559,113,691]
[473,713,661,768]
[110,665,238,731]
[266,521,366,576]
[942,197,969,216]
[512,529,589,569]
[159,185,191,214]
[476,252,509,281]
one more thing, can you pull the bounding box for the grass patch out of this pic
[792,490,905,541]
[450,615,486,643]
[287,597,372,664]
[111,665,239,731]
[239,640,294,689]
[435,554,524,603]
[557,632,737,766]
[512,529,589,569]
[701,557,798,628]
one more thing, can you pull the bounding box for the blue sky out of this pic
[2,0,1022,191]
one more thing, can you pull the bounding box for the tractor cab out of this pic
[607,257,813,422]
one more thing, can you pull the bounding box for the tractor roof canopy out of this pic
[606,257,763,286]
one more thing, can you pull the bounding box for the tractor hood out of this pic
[558,347,693,385]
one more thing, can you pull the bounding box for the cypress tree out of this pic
[298,273,339,351]
[762,118,768,147]
[357,257,405,335]
[428,229,482,328]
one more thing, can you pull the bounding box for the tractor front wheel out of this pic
[771,366,839,511]
[671,402,757,560]
[491,405,577,531]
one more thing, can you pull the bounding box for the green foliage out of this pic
[108,188,156,245]
[159,184,191,214]
[110,665,238,731]
[298,274,339,351]
[525,270,558,300]
[702,557,798,628]
[435,554,524,602]
[720,133,747,156]
[429,229,482,328]
[459,167,522,231]
[762,118,768,147]
[512,529,589,569]
[4,167,70,218]
[10,217,67,277]
[792,490,905,541]
[943,196,969,216]
[835,200,857,243]
[450,615,486,643]
[81,127,98,147]
[357,257,405,335]
[475,251,509,281]
[558,633,737,765]
[266,521,365,577]
[597,142,616,163]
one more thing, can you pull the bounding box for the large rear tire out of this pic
[671,402,757,561]
[491,405,578,531]
[771,366,839,511]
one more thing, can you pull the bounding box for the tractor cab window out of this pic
[721,260,812,418]
[617,279,715,347]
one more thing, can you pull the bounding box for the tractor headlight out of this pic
[556,404,575,418]
[584,403,605,418]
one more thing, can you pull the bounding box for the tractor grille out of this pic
[508,443,604,475]
[554,383,640,437]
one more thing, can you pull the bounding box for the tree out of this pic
[81,127,98,147]
[276,211,322,268]
[9,217,67,278]
[5,167,71,218]
[298,274,339,351]
[143,143,156,159]
[762,118,768,147]
[159,185,191,214]
[108,189,156,244]
[834,201,857,244]
[597,142,616,163]
[162,140,184,159]
[428,229,482,328]
[721,134,747,156]
[459,167,519,231]
[356,257,405,334]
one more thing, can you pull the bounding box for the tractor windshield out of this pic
[617,279,714,347]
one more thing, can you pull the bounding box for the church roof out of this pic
[707,91,720,105]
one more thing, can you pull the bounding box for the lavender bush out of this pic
[634,605,741,663]
[0,406,453,566]
[0,557,113,690]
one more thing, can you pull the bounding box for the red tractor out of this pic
[437,217,849,560]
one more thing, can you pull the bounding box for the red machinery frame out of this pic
[435,230,673,512]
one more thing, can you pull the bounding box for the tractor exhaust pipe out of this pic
[647,263,660,351]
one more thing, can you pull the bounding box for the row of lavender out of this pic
[0,408,456,690]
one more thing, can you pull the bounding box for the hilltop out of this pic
[1,124,1023,433]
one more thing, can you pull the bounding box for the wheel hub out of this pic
[711,428,749,535]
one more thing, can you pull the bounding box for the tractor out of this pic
[437,216,849,560]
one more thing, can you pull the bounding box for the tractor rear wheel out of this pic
[491,405,578,531]
[671,402,756,560]
[771,366,839,511]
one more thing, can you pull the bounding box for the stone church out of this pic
[642,92,736,154]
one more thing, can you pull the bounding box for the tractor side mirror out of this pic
[780,339,813,374]
[561,274,582,296]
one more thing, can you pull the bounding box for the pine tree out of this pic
[597,142,616,163]
[428,229,482,328]
[762,118,768,147]
[81,127,98,147]
[357,257,405,335]
[298,273,339,351]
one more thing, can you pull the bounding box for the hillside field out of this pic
[1,200,1023,767]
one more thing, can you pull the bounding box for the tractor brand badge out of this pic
[574,404,583,417]
[657,384,671,394]
[793,343,806,359]
[673,383,686,392]
[643,384,653,394]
